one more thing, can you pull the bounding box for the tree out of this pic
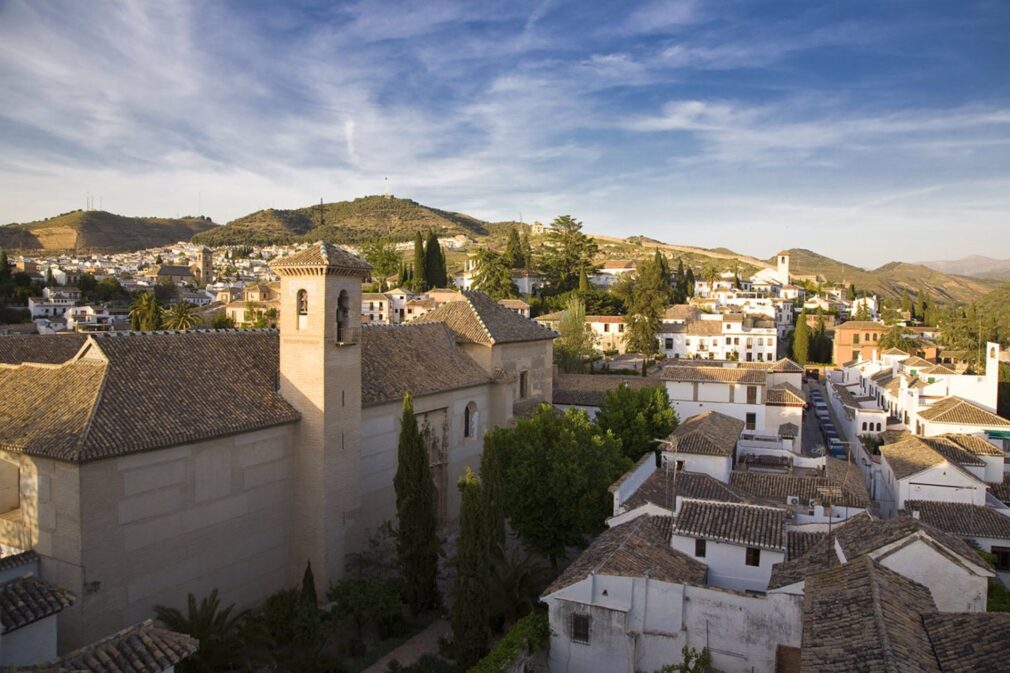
[129,292,161,331]
[539,215,599,291]
[489,545,551,629]
[846,283,856,301]
[489,406,629,564]
[452,469,491,669]
[624,254,668,356]
[811,310,831,363]
[424,230,447,288]
[211,314,235,329]
[45,267,55,287]
[685,267,696,298]
[0,249,8,274]
[519,230,533,270]
[901,289,912,317]
[595,385,678,462]
[917,288,928,322]
[654,645,712,673]
[327,578,400,653]
[394,393,441,614]
[301,561,317,605]
[854,301,871,321]
[879,325,919,353]
[155,254,163,265]
[479,435,506,554]
[154,277,179,304]
[792,310,810,365]
[578,268,590,293]
[161,301,200,330]
[471,249,517,300]
[154,589,247,673]
[554,295,596,372]
[502,227,525,269]
[412,231,427,292]
[362,239,401,281]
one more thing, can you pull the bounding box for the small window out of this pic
[745,413,756,431]
[519,371,529,400]
[994,547,1010,572]
[618,323,624,333]
[604,323,610,332]
[853,333,860,345]
[746,547,761,567]
[746,386,757,405]
[571,614,591,645]
[665,338,674,349]
[695,539,707,558]
[862,421,867,431]
[464,402,478,439]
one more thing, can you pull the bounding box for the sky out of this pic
[0,0,1008,266]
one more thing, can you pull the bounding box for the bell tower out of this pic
[271,242,371,590]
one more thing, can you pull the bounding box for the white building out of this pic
[590,259,638,288]
[658,313,778,362]
[27,287,80,320]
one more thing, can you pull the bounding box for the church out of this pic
[0,242,555,651]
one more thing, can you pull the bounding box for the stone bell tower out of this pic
[270,242,371,590]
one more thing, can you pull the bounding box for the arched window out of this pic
[876,422,882,432]
[336,290,350,343]
[464,401,478,438]
[862,422,867,431]
[296,290,308,330]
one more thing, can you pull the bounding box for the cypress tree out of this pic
[412,232,426,292]
[424,230,445,289]
[792,310,810,365]
[301,561,317,605]
[480,438,506,553]
[578,268,589,293]
[394,392,440,614]
[452,469,490,670]
[519,231,533,270]
[503,227,523,268]
[674,259,687,303]
[686,267,696,297]
[901,289,912,316]
[0,249,8,274]
[917,289,928,323]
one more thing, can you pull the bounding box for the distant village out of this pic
[1,219,1008,672]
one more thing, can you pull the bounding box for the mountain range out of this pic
[0,210,216,253]
[920,255,1010,280]
[0,197,1000,305]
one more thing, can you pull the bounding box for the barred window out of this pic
[571,613,591,645]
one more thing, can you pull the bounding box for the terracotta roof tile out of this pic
[543,515,706,595]
[787,531,827,561]
[917,396,1010,427]
[881,435,987,481]
[671,499,787,550]
[361,323,490,407]
[54,619,199,673]
[0,550,39,573]
[552,374,655,407]
[730,467,868,509]
[801,557,940,673]
[412,290,556,345]
[0,575,75,634]
[662,411,744,456]
[269,242,371,275]
[904,500,1010,540]
[923,612,1010,673]
[766,382,805,406]
[662,364,766,385]
[0,334,88,364]
[622,469,747,512]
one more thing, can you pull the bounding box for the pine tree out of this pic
[452,469,490,670]
[301,561,317,605]
[412,232,426,292]
[424,230,446,288]
[394,393,440,614]
[503,227,524,269]
[792,311,810,365]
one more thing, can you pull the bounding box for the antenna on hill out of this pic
[318,198,325,228]
[384,176,391,199]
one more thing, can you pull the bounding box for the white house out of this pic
[657,313,778,362]
[590,259,638,288]
[904,500,1010,583]
[27,287,79,320]
[659,411,744,482]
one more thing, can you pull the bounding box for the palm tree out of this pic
[162,301,200,330]
[489,544,552,628]
[154,589,248,673]
[129,291,160,331]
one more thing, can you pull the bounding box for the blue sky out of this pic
[1,0,1008,265]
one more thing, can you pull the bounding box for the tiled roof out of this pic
[769,534,838,589]
[412,290,556,345]
[730,468,868,509]
[0,334,88,364]
[52,619,199,673]
[917,396,1010,427]
[684,319,723,336]
[904,501,1010,540]
[940,433,1005,456]
[0,550,39,573]
[919,364,957,376]
[767,358,804,373]
[0,331,300,463]
[663,305,698,321]
[787,531,827,561]
[801,556,940,673]
[269,242,372,275]
[543,516,706,595]
[662,364,766,385]
[361,323,490,407]
[671,499,787,551]
[663,411,744,456]
[881,435,987,481]
[622,469,747,512]
[991,474,1010,506]
[552,373,655,407]
[0,575,75,634]
[902,356,934,369]
[923,613,1010,673]
[882,347,910,355]
[765,382,805,406]
[835,320,886,330]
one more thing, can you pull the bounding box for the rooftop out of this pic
[663,410,745,457]
[622,468,747,512]
[411,290,556,345]
[917,396,1010,427]
[0,574,75,634]
[671,499,787,551]
[905,500,1010,540]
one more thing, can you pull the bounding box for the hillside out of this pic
[0,210,216,253]
[779,248,999,304]
[921,255,1010,280]
[193,195,519,246]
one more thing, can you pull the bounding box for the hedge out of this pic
[468,611,550,673]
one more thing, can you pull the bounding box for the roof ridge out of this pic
[592,516,647,577]
[462,291,497,345]
[864,559,903,673]
[75,355,112,461]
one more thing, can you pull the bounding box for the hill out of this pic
[193,195,519,247]
[920,255,1010,280]
[778,248,999,304]
[0,210,216,253]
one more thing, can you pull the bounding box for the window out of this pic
[464,402,478,438]
[336,290,351,343]
[618,323,624,333]
[665,338,674,350]
[745,413,756,431]
[695,539,707,558]
[604,323,610,332]
[296,290,309,330]
[571,614,591,645]
[519,371,529,399]
[746,386,757,404]
[994,547,1010,571]
[745,547,761,566]
[862,421,867,431]
[726,337,732,345]
[876,422,882,432]
[853,333,860,345]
